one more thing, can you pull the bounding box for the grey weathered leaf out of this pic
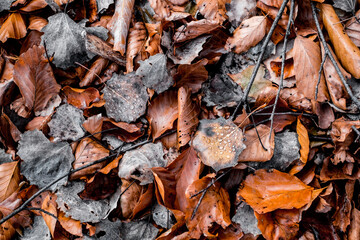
[17,130,73,191]
[20,215,51,240]
[0,0,13,13]
[333,0,355,12]
[0,149,12,164]
[97,0,115,13]
[48,104,85,141]
[41,13,104,69]
[202,74,243,108]
[118,142,165,185]
[226,0,257,27]
[152,203,174,228]
[232,202,261,236]
[136,53,174,94]
[56,181,122,223]
[248,130,300,171]
[102,72,149,123]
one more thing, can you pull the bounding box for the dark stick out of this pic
[231,0,290,121]
[26,207,58,220]
[311,2,360,109]
[315,54,327,100]
[269,0,295,139]
[0,130,175,226]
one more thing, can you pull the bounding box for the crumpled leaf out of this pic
[320,3,360,78]
[232,202,261,236]
[17,130,73,191]
[0,161,20,202]
[136,53,174,94]
[226,0,257,27]
[238,124,275,162]
[107,0,135,55]
[62,86,101,110]
[147,90,178,139]
[196,0,229,24]
[118,142,165,185]
[20,215,51,240]
[71,138,110,180]
[48,104,85,141]
[56,180,122,223]
[237,169,314,214]
[185,174,232,239]
[102,72,148,123]
[118,178,141,219]
[79,172,120,201]
[13,44,60,114]
[174,59,208,93]
[192,117,246,172]
[293,35,329,102]
[345,9,360,47]
[0,13,27,43]
[225,16,268,54]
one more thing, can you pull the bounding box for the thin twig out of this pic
[26,207,58,220]
[311,2,360,109]
[0,130,175,226]
[315,54,327,100]
[269,0,295,139]
[231,0,290,121]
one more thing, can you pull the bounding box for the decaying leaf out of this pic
[118,142,165,185]
[147,90,178,139]
[41,193,57,237]
[13,45,60,114]
[238,169,313,214]
[0,13,27,43]
[136,53,174,93]
[226,16,268,54]
[102,72,148,123]
[17,130,73,191]
[107,0,135,55]
[48,104,85,141]
[192,117,246,172]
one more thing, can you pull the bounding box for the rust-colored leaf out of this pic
[238,124,275,162]
[226,16,268,54]
[293,35,329,102]
[0,161,19,202]
[185,174,231,239]
[238,169,314,214]
[149,0,171,19]
[13,45,60,113]
[192,118,245,172]
[177,87,200,148]
[62,86,101,110]
[107,0,135,55]
[0,13,27,43]
[320,157,360,181]
[71,138,110,179]
[119,178,142,219]
[320,3,360,78]
[147,90,178,139]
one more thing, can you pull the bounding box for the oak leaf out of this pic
[237,169,314,214]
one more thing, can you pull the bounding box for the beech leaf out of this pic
[17,130,73,191]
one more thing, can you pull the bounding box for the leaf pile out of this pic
[0,0,360,240]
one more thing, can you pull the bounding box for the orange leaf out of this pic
[293,35,329,102]
[225,16,268,54]
[177,87,200,148]
[71,138,110,179]
[238,169,314,214]
[13,45,60,113]
[107,0,135,55]
[320,3,360,78]
[62,86,101,110]
[147,90,178,139]
[58,211,83,237]
[0,161,20,202]
[41,193,57,237]
[0,13,27,43]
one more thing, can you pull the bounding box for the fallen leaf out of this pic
[293,35,329,102]
[320,157,360,181]
[238,124,275,162]
[174,20,219,43]
[333,0,355,12]
[320,3,360,78]
[118,142,165,185]
[177,87,200,148]
[107,0,135,55]
[147,90,178,139]
[62,86,101,110]
[0,161,19,202]
[238,169,313,214]
[0,13,27,43]
[71,137,110,179]
[152,203,175,228]
[192,117,246,172]
[102,72,149,123]
[185,174,232,239]
[0,1,13,12]
[119,178,142,219]
[13,44,60,113]
[149,0,170,19]
[225,16,268,54]
[345,9,360,47]
[257,0,289,29]
[17,130,73,191]
[174,59,208,93]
